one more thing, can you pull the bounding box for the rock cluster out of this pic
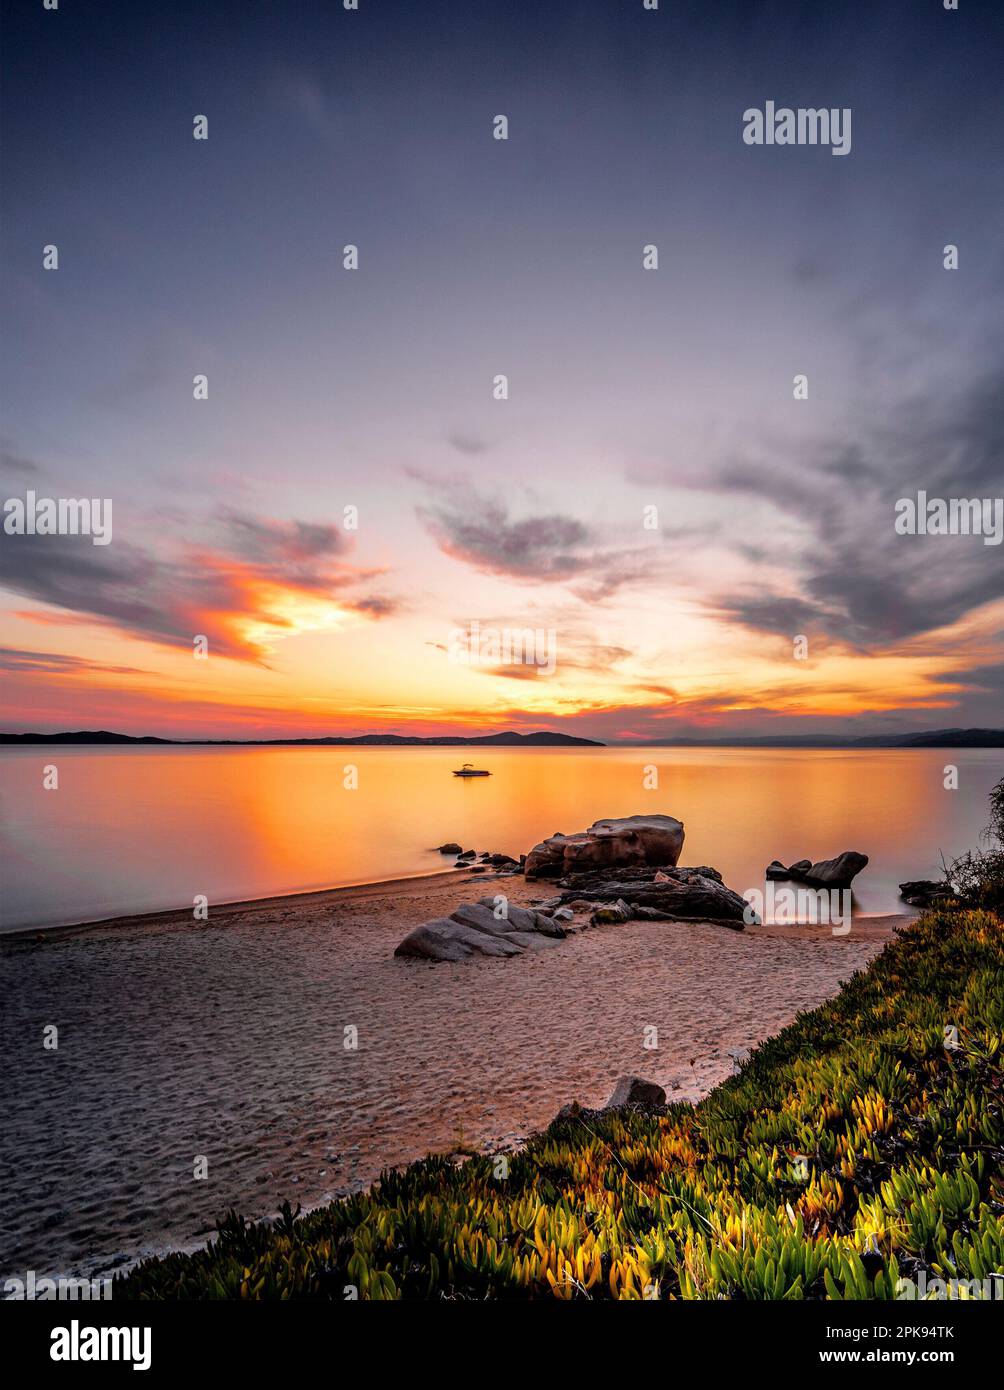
[764,851,868,890]
[437,844,521,873]
[554,865,749,928]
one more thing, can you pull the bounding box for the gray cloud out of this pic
[418,480,658,599]
[421,493,591,581]
[447,432,491,457]
[1,444,41,478]
[0,647,146,676]
[644,367,1004,648]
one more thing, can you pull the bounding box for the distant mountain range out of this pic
[0,729,605,747]
[2,727,1003,748]
[639,728,1004,748]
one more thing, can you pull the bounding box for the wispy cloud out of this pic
[0,647,146,676]
[417,477,658,600]
[0,509,398,662]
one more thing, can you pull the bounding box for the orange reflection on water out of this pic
[1,746,1001,930]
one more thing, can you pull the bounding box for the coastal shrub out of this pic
[117,905,1004,1300]
[948,775,1004,911]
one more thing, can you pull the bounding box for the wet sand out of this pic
[0,869,906,1281]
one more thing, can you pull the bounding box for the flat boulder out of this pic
[524,814,685,879]
[437,842,462,854]
[395,897,567,962]
[558,865,748,929]
[506,931,563,951]
[394,917,525,962]
[450,903,522,937]
[475,898,566,937]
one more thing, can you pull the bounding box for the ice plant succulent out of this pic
[117,907,1004,1301]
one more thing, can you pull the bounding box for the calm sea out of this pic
[1,745,1001,931]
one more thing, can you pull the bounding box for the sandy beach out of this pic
[0,867,906,1282]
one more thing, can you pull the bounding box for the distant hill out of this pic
[3,727,1002,749]
[641,728,1004,749]
[0,728,604,747]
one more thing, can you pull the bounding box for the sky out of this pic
[1,0,1002,742]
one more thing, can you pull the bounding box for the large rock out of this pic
[524,814,685,879]
[556,865,748,929]
[605,1076,667,1109]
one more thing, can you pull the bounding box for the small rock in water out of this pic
[437,842,462,854]
[801,851,869,889]
[899,878,954,907]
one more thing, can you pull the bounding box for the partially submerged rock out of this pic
[558,865,748,929]
[395,897,565,962]
[437,842,462,854]
[524,814,685,879]
[764,852,868,890]
[801,852,868,889]
[899,878,954,908]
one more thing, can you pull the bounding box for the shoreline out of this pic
[105,914,904,1287]
[2,862,906,1283]
[0,866,475,945]
[0,866,915,947]
[111,904,1003,1302]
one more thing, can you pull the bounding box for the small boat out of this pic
[452,763,491,777]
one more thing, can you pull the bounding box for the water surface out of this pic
[1,745,1001,930]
